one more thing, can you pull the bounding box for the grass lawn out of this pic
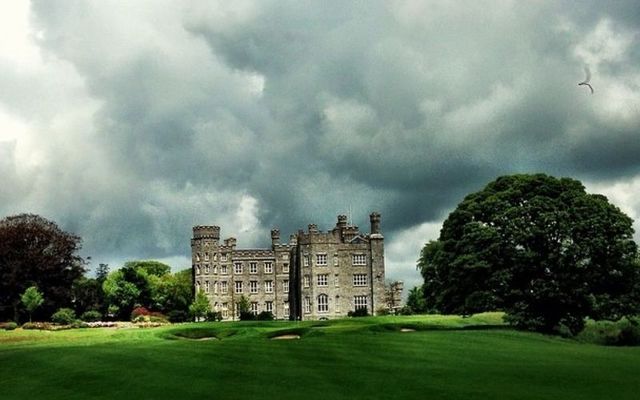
[1,312,639,399]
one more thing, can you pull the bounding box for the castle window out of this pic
[234,262,243,274]
[316,254,327,266]
[353,274,368,287]
[204,252,210,261]
[221,254,228,261]
[304,297,311,314]
[265,301,273,313]
[335,295,341,312]
[250,281,258,294]
[282,253,289,260]
[283,280,289,293]
[196,265,201,275]
[317,274,328,287]
[205,280,210,293]
[213,253,217,261]
[214,281,219,294]
[221,265,228,275]
[283,263,289,273]
[221,281,228,294]
[303,255,309,267]
[284,302,290,317]
[264,262,273,274]
[251,302,259,315]
[335,274,340,287]
[354,295,368,311]
[265,280,273,293]
[303,275,310,288]
[213,265,218,274]
[249,262,257,274]
[222,303,229,318]
[196,253,201,262]
[334,254,338,266]
[234,281,243,293]
[205,264,210,274]
[353,254,366,265]
[317,294,329,313]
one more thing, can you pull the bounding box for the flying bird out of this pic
[578,66,594,94]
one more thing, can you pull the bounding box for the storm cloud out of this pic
[1,1,639,289]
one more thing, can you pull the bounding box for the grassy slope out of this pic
[1,313,639,400]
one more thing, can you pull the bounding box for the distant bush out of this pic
[348,308,369,317]
[131,306,151,321]
[206,311,223,322]
[577,318,640,346]
[240,311,256,321]
[80,310,102,322]
[167,310,189,323]
[22,322,53,330]
[257,311,274,321]
[0,322,18,330]
[51,308,76,325]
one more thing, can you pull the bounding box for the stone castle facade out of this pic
[191,212,387,320]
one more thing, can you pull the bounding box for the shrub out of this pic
[206,311,223,322]
[1,322,18,330]
[80,310,102,322]
[257,311,274,321]
[22,322,53,330]
[51,308,76,325]
[167,310,189,323]
[240,311,256,321]
[148,314,169,323]
[131,306,151,321]
[348,308,369,317]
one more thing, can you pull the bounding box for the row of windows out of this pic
[303,295,368,314]
[302,274,368,288]
[196,253,290,263]
[213,301,290,318]
[195,262,289,275]
[196,280,289,294]
[303,254,368,267]
[195,253,229,262]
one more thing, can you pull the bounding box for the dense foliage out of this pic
[0,214,85,322]
[103,261,193,320]
[418,174,640,334]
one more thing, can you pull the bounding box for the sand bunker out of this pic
[400,328,416,332]
[271,334,301,340]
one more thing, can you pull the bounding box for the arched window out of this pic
[317,294,329,313]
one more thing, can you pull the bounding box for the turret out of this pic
[370,212,381,235]
[192,225,220,242]
[337,215,348,230]
[271,228,280,245]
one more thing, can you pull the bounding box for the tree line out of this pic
[0,214,194,323]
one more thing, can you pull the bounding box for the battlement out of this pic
[192,225,220,240]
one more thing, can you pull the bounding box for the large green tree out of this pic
[0,214,86,321]
[418,174,639,335]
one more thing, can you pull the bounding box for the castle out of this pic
[191,212,389,320]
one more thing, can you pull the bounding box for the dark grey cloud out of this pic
[0,1,639,289]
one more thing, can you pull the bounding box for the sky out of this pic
[1,1,639,292]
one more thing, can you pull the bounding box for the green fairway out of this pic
[1,313,639,400]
